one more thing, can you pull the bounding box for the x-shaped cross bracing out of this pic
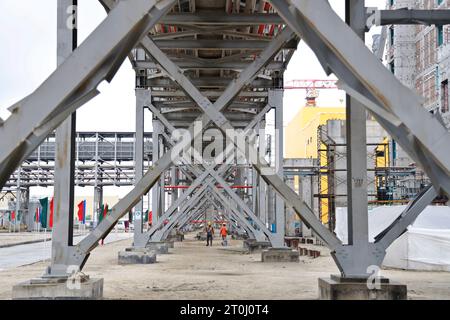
[1,0,449,278]
[138,101,273,244]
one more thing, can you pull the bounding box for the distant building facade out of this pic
[387,0,450,128]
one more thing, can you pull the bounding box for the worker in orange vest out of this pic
[220,223,228,246]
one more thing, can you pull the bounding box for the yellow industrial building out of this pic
[286,105,394,225]
[286,106,346,159]
[286,105,345,224]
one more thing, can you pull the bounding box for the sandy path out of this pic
[1,233,450,299]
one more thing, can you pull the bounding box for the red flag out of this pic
[77,200,84,222]
[11,211,16,220]
[103,204,108,219]
[148,211,153,225]
[35,207,40,222]
[49,197,54,228]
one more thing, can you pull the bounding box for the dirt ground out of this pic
[1,232,450,300]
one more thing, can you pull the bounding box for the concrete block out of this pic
[299,247,308,256]
[168,234,184,242]
[243,239,271,253]
[118,249,157,265]
[165,240,175,249]
[196,232,207,240]
[231,233,247,240]
[261,248,300,262]
[285,237,301,250]
[176,234,184,242]
[12,276,103,300]
[319,276,407,300]
[146,242,169,254]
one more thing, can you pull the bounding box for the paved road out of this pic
[0,232,133,271]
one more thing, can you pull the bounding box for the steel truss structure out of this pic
[1,0,450,285]
[4,132,153,188]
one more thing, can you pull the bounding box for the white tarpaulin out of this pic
[335,205,450,271]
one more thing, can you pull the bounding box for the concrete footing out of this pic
[243,239,271,253]
[231,233,247,240]
[196,232,207,241]
[146,242,170,254]
[118,248,157,265]
[165,240,175,249]
[167,231,184,242]
[261,248,300,262]
[12,276,103,300]
[168,234,184,242]
[318,275,407,300]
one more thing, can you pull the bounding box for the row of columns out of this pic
[130,88,287,247]
[47,0,290,278]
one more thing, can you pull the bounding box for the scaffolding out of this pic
[316,120,433,232]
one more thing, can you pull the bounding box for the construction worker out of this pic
[206,221,214,246]
[220,223,228,246]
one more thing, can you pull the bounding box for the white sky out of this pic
[0,0,384,198]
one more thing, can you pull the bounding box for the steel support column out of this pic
[133,89,148,242]
[272,89,285,248]
[345,0,370,255]
[151,120,162,226]
[48,0,78,277]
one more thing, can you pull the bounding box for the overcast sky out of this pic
[0,0,384,197]
[0,0,384,129]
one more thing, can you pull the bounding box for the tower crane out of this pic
[284,79,339,106]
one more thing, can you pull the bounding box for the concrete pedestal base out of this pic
[165,240,175,249]
[261,248,300,262]
[118,248,157,264]
[231,233,247,240]
[243,239,271,253]
[196,232,207,241]
[12,276,103,300]
[168,234,184,242]
[146,242,169,254]
[319,275,407,300]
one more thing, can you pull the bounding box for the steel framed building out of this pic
[1,0,450,299]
